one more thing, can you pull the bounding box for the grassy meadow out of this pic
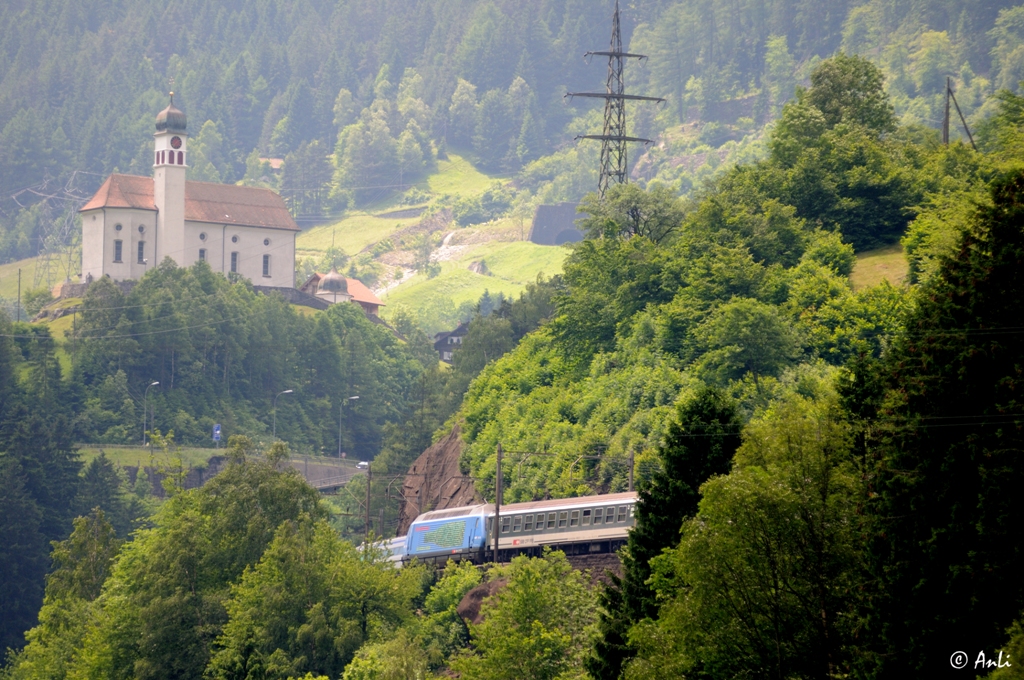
[850,243,908,291]
[383,239,568,311]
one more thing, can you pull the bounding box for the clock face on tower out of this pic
[170,136,182,149]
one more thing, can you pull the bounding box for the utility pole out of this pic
[365,463,372,543]
[340,395,359,460]
[943,77,977,151]
[143,381,159,445]
[493,442,503,564]
[628,447,634,492]
[943,76,951,145]
[566,0,664,198]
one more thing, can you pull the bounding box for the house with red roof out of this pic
[298,270,385,317]
[79,95,298,288]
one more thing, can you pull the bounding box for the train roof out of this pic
[413,504,490,523]
[500,492,637,514]
[408,492,638,527]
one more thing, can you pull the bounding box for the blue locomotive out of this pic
[396,492,638,564]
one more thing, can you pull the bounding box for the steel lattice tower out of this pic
[567,0,664,198]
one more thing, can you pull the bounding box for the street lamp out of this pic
[339,395,359,460]
[143,381,159,445]
[273,389,294,440]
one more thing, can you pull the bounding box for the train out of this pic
[386,492,638,565]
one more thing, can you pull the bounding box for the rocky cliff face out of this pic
[396,424,482,535]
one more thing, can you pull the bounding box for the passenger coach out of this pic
[402,492,637,564]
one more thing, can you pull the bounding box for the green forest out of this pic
[4,0,1024,678]
[3,0,1024,268]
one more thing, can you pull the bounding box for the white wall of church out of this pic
[154,164,186,264]
[181,222,295,287]
[83,209,294,287]
[81,208,159,283]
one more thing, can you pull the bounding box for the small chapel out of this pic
[79,96,297,287]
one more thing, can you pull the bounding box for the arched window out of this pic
[177,151,183,165]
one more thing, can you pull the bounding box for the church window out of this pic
[138,225,145,234]
[198,248,206,262]
[137,242,145,264]
[230,252,238,272]
[114,223,122,231]
[199,232,207,241]
[231,235,238,243]
[263,238,271,246]
[262,254,271,277]
[177,151,183,164]
[113,240,122,263]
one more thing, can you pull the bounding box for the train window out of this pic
[594,508,603,524]
[486,518,493,532]
[629,504,635,518]
[570,510,580,527]
[617,506,628,522]
[558,511,568,528]
[512,515,522,532]
[524,514,534,531]
[582,509,592,526]
[607,507,616,522]
[547,512,557,529]
[501,517,511,533]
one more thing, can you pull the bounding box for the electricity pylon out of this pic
[566,0,664,198]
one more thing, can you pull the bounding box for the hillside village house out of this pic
[79,96,298,287]
[299,269,385,316]
[433,321,469,363]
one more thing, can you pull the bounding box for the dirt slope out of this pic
[396,424,481,535]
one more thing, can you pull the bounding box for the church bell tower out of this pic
[153,93,188,267]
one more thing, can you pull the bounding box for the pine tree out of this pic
[858,170,1024,677]
[588,386,741,679]
[0,455,46,652]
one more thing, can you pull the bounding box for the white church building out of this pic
[80,96,297,287]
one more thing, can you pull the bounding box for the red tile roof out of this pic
[80,174,154,212]
[345,277,384,307]
[299,272,384,307]
[80,173,299,232]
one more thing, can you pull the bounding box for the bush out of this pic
[23,287,54,316]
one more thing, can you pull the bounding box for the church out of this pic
[79,96,297,287]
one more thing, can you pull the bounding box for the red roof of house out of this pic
[299,272,385,308]
[345,277,384,307]
[80,173,299,232]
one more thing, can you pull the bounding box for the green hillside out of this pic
[0,256,43,302]
[382,239,567,324]
[296,154,493,257]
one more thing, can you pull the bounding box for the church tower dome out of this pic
[320,268,349,296]
[155,94,187,133]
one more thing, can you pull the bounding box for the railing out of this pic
[313,473,356,490]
